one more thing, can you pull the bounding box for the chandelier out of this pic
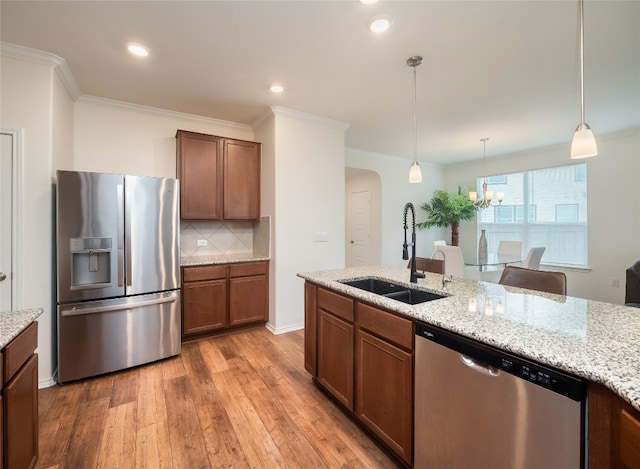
[469,138,504,208]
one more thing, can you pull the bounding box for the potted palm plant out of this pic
[417,187,479,246]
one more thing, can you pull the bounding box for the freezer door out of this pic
[56,170,125,303]
[125,175,180,295]
[57,291,181,383]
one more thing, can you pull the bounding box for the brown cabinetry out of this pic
[2,321,38,469]
[355,303,413,466]
[176,130,260,221]
[182,261,269,340]
[304,282,413,465]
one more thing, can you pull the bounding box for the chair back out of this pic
[499,266,566,295]
[625,260,640,306]
[408,257,444,274]
[497,240,522,257]
[523,247,546,270]
[433,240,446,252]
[434,245,465,278]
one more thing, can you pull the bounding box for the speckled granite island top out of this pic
[298,265,640,412]
[181,254,270,267]
[0,308,43,349]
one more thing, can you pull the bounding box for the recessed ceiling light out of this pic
[359,0,379,5]
[369,17,391,33]
[270,84,284,93]
[127,43,149,57]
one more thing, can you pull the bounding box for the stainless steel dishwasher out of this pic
[415,322,586,469]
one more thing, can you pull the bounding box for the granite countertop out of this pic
[181,253,270,267]
[0,308,43,349]
[298,265,640,412]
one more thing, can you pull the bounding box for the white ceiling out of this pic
[1,1,638,165]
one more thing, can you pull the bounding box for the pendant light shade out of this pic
[571,0,597,159]
[407,56,423,183]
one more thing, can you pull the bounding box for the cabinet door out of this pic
[304,282,317,376]
[223,139,260,220]
[317,310,354,410]
[176,130,223,220]
[4,353,38,469]
[613,396,640,469]
[356,329,412,466]
[229,274,267,326]
[182,279,227,336]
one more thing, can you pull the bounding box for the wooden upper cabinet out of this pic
[223,139,260,220]
[176,130,261,221]
[176,130,223,220]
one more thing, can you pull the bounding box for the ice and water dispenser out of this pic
[69,237,113,289]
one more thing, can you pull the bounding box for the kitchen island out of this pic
[298,265,640,468]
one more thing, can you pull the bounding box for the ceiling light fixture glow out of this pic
[359,0,379,5]
[270,84,284,93]
[369,17,391,33]
[127,43,149,57]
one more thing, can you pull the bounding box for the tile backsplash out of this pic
[180,217,270,257]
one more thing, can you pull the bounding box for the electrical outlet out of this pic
[197,239,208,246]
[611,278,619,288]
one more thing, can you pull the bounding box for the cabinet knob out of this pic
[0,272,6,281]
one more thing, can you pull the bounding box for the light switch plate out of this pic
[313,232,329,242]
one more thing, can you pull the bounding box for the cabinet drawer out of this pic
[230,261,268,278]
[183,265,227,282]
[356,303,413,350]
[4,321,37,384]
[317,288,354,322]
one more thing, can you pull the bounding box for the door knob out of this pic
[350,240,354,244]
[0,272,6,281]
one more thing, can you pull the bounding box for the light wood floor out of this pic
[36,328,400,468]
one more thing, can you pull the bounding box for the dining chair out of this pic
[433,240,446,252]
[434,245,465,278]
[497,240,522,257]
[408,257,444,274]
[498,266,566,295]
[523,247,546,270]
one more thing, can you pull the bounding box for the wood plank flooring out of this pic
[36,328,401,468]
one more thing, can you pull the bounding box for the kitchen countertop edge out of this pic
[0,308,44,349]
[181,254,270,267]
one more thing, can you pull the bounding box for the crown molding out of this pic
[255,106,350,132]
[1,42,82,100]
[77,95,254,136]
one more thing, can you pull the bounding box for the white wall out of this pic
[255,107,347,333]
[445,129,640,303]
[346,148,446,265]
[73,97,254,177]
[0,56,74,387]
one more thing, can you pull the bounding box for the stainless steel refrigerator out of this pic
[55,170,181,383]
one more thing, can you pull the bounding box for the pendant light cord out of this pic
[413,65,417,163]
[579,0,586,124]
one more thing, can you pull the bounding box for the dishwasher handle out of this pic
[460,354,500,377]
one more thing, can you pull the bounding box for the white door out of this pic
[0,132,13,311]
[349,190,371,267]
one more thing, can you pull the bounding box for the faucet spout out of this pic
[403,202,425,283]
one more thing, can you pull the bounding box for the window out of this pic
[476,163,588,267]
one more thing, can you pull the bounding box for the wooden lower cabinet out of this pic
[229,262,269,326]
[613,393,640,469]
[305,283,413,466]
[182,261,269,340]
[2,321,38,469]
[317,310,354,410]
[356,328,412,466]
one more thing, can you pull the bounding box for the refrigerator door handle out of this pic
[60,293,178,317]
[117,183,125,287]
[124,182,132,287]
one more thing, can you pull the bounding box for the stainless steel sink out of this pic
[339,277,446,305]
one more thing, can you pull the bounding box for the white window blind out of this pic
[477,163,588,267]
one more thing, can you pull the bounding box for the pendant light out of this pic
[408,56,423,183]
[570,0,597,159]
[469,138,504,208]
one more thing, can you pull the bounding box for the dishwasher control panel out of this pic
[416,321,586,402]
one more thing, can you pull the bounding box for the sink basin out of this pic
[339,277,446,305]
[339,278,407,295]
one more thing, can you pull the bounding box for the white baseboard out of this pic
[265,321,304,335]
